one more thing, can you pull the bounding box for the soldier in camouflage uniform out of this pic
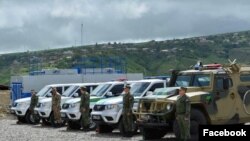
[122,84,134,137]
[51,87,62,127]
[29,90,38,119]
[176,87,191,141]
[79,86,90,131]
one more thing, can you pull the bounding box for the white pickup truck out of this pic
[60,81,136,130]
[91,79,167,133]
[11,83,72,124]
[34,83,99,126]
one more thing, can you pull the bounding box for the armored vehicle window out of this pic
[109,84,124,96]
[149,83,164,92]
[130,82,150,97]
[215,78,224,90]
[175,75,191,87]
[193,74,210,87]
[240,74,250,82]
[214,75,232,90]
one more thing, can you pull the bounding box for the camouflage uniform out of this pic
[176,94,191,141]
[52,92,61,124]
[122,91,134,133]
[29,94,38,115]
[80,91,90,129]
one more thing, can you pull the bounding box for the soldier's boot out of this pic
[83,126,90,132]
[126,132,133,137]
[122,132,129,137]
[16,121,23,124]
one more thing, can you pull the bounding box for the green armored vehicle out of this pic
[135,61,250,140]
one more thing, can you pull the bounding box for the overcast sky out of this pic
[1,0,250,54]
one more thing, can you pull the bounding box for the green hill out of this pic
[1,30,250,85]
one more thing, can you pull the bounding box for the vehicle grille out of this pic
[93,105,105,111]
[62,103,70,109]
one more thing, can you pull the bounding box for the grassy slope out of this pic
[1,30,250,85]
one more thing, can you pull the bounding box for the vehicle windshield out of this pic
[153,88,178,96]
[36,86,51,97]
[62,85,79,97]
[130,82,150,96]
[90,84,111,97]
[175,74,211,87]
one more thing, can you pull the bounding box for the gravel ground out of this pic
[0,115,176,141]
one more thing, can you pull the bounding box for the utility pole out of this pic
[81,23,83,46]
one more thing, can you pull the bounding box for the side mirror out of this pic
[73,93,79,97]
[47,93,52,97]
[146,91,153,96]
[106,92,113,97]
[223,78,229,90]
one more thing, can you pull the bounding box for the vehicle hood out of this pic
[167,91,209,101]
[96,96,141,105]
[39,98,52,103]
[14,97,30,103]
[96,96,123,105]
[63,96,102,104]
[144,95,168,99]
[64,98,80,104]
[90,96,102,102]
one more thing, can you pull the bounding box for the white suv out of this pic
[34,83,99,126]
[11,84,71,124]
[91,79,167,133]
[60,81,135,130]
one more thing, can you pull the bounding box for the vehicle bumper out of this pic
[11,107,28,117]
[35,107,51,118]
[91,110,120,125]
[137,120,169,128]
[60,109,81,121]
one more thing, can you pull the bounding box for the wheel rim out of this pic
[89,118,96,129]
[30,114,35,123]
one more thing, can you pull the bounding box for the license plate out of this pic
[61,113,66,118]
[92,115,101,120]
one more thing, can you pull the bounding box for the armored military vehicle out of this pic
[135,60,250,140]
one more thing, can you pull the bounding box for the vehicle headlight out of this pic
[70,103,76,108]
[166,103,172,111]
[13,102,18,107]
[41,102,51,108]
[105,104,119,110]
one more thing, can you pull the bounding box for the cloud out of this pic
[0,0,250,54]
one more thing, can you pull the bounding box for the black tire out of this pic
[97,125,114,133]
[173,109,207,141]
[89,117,97,130]
[42,118,50,126]
[25,110,40,124]
[49,112,56,127]
[142,128,167,140]
[118,116,138,134]
[67,120,81,130]
[42,112,53,126]
[17,116,26,123]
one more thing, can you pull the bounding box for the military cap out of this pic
[180,87,187,92]
[80,86,87,90]
[124,84,131,89]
